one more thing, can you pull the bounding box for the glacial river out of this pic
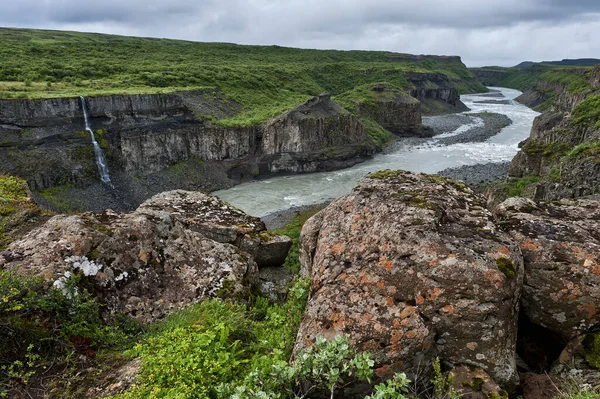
[215,87,539,217]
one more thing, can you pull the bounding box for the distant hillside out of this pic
[470,64,595,111]
[514,59,600,68]
[0,27,485,127]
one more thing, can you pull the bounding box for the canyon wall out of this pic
[501,66,600,201]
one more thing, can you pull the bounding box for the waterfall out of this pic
[80,96,111,184]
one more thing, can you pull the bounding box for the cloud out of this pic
[0,0,599,66]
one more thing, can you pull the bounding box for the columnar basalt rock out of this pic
[353,83,429,137]
[295,170,524,392]
[494,197,600,341]
[0,190,291,323]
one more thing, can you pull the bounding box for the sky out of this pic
[1,0,599,67]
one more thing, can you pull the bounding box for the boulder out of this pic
[295,170,523,391]
[494,197,600,340]
[0,190,292,323]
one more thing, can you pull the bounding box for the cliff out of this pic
[0,92,380,211]
[492,65,600,202]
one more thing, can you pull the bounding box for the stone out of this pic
[520,373,559,399]
[451,366,505,399]
[295,170,523,392]
[257,267,295,302]
[87,359,141,398]
[0,190,292,323]
[494,198,600,340]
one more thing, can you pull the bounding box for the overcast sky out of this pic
[1,0,599,67]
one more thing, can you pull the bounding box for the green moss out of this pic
[88,248,100,261]
[410,195,427,208]
[216,279,235,298]
[39,184,83,213]
[487,391,508,399]
[467,377,485,391]
[0,174,28,201]
[583,333,600,369]
[572,95,600,129]
[368,169,403,179]
[496,257,516,278]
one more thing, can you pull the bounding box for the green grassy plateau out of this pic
[0,27,484,127]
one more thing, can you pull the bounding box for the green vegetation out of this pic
[572,95,600,129]
[360,118,395,148]
[0,270,138,398]
[496,257,516,279]
[368,169,404,179]
[39,183,84,213]
[0,174,48,249]
[472,65,592,94]
[500,176,541,197]
[522,142,571,161]
[0,27,484,127]
[111,278,309,398]
[567,141,600,159]
[273,208,323,273]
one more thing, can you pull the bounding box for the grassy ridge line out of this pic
[0,27,485,127]
[471,65,593,94]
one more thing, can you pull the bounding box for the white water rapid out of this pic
[80,96,111,184]
[215,87,539,217]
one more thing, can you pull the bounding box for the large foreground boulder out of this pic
[494,197,600,340]
[295,170,524,391]
[0,190,291,323]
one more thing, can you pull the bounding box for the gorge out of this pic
[1,27,600,399]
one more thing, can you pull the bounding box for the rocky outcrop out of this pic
[0,190,292,323]
[295,170,523,393]
[404,72,469,115]
[469,68,509,87]
[353,83,430,137]
[494,197,600,341]
[503,65,600,202]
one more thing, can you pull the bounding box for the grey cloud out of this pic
[0,0,598,67]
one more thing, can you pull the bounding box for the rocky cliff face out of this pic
[404,72,469,115]
[504,65,600,201]
[469,68,508,87]
[352,83,430,137]
[0,92,375,211]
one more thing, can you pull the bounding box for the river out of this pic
[215,87,539,217]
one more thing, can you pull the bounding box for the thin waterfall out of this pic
[80,96,111,184]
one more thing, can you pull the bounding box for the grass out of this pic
[0,174,49,249]
[501,176,541,197]
[567,142,600,159]
[273,208,324,274]
[109,277,309,399]
[572,95,600,129]
[0,27,485,127]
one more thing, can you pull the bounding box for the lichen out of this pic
[496,257,516,278]
[368,169,403,179]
